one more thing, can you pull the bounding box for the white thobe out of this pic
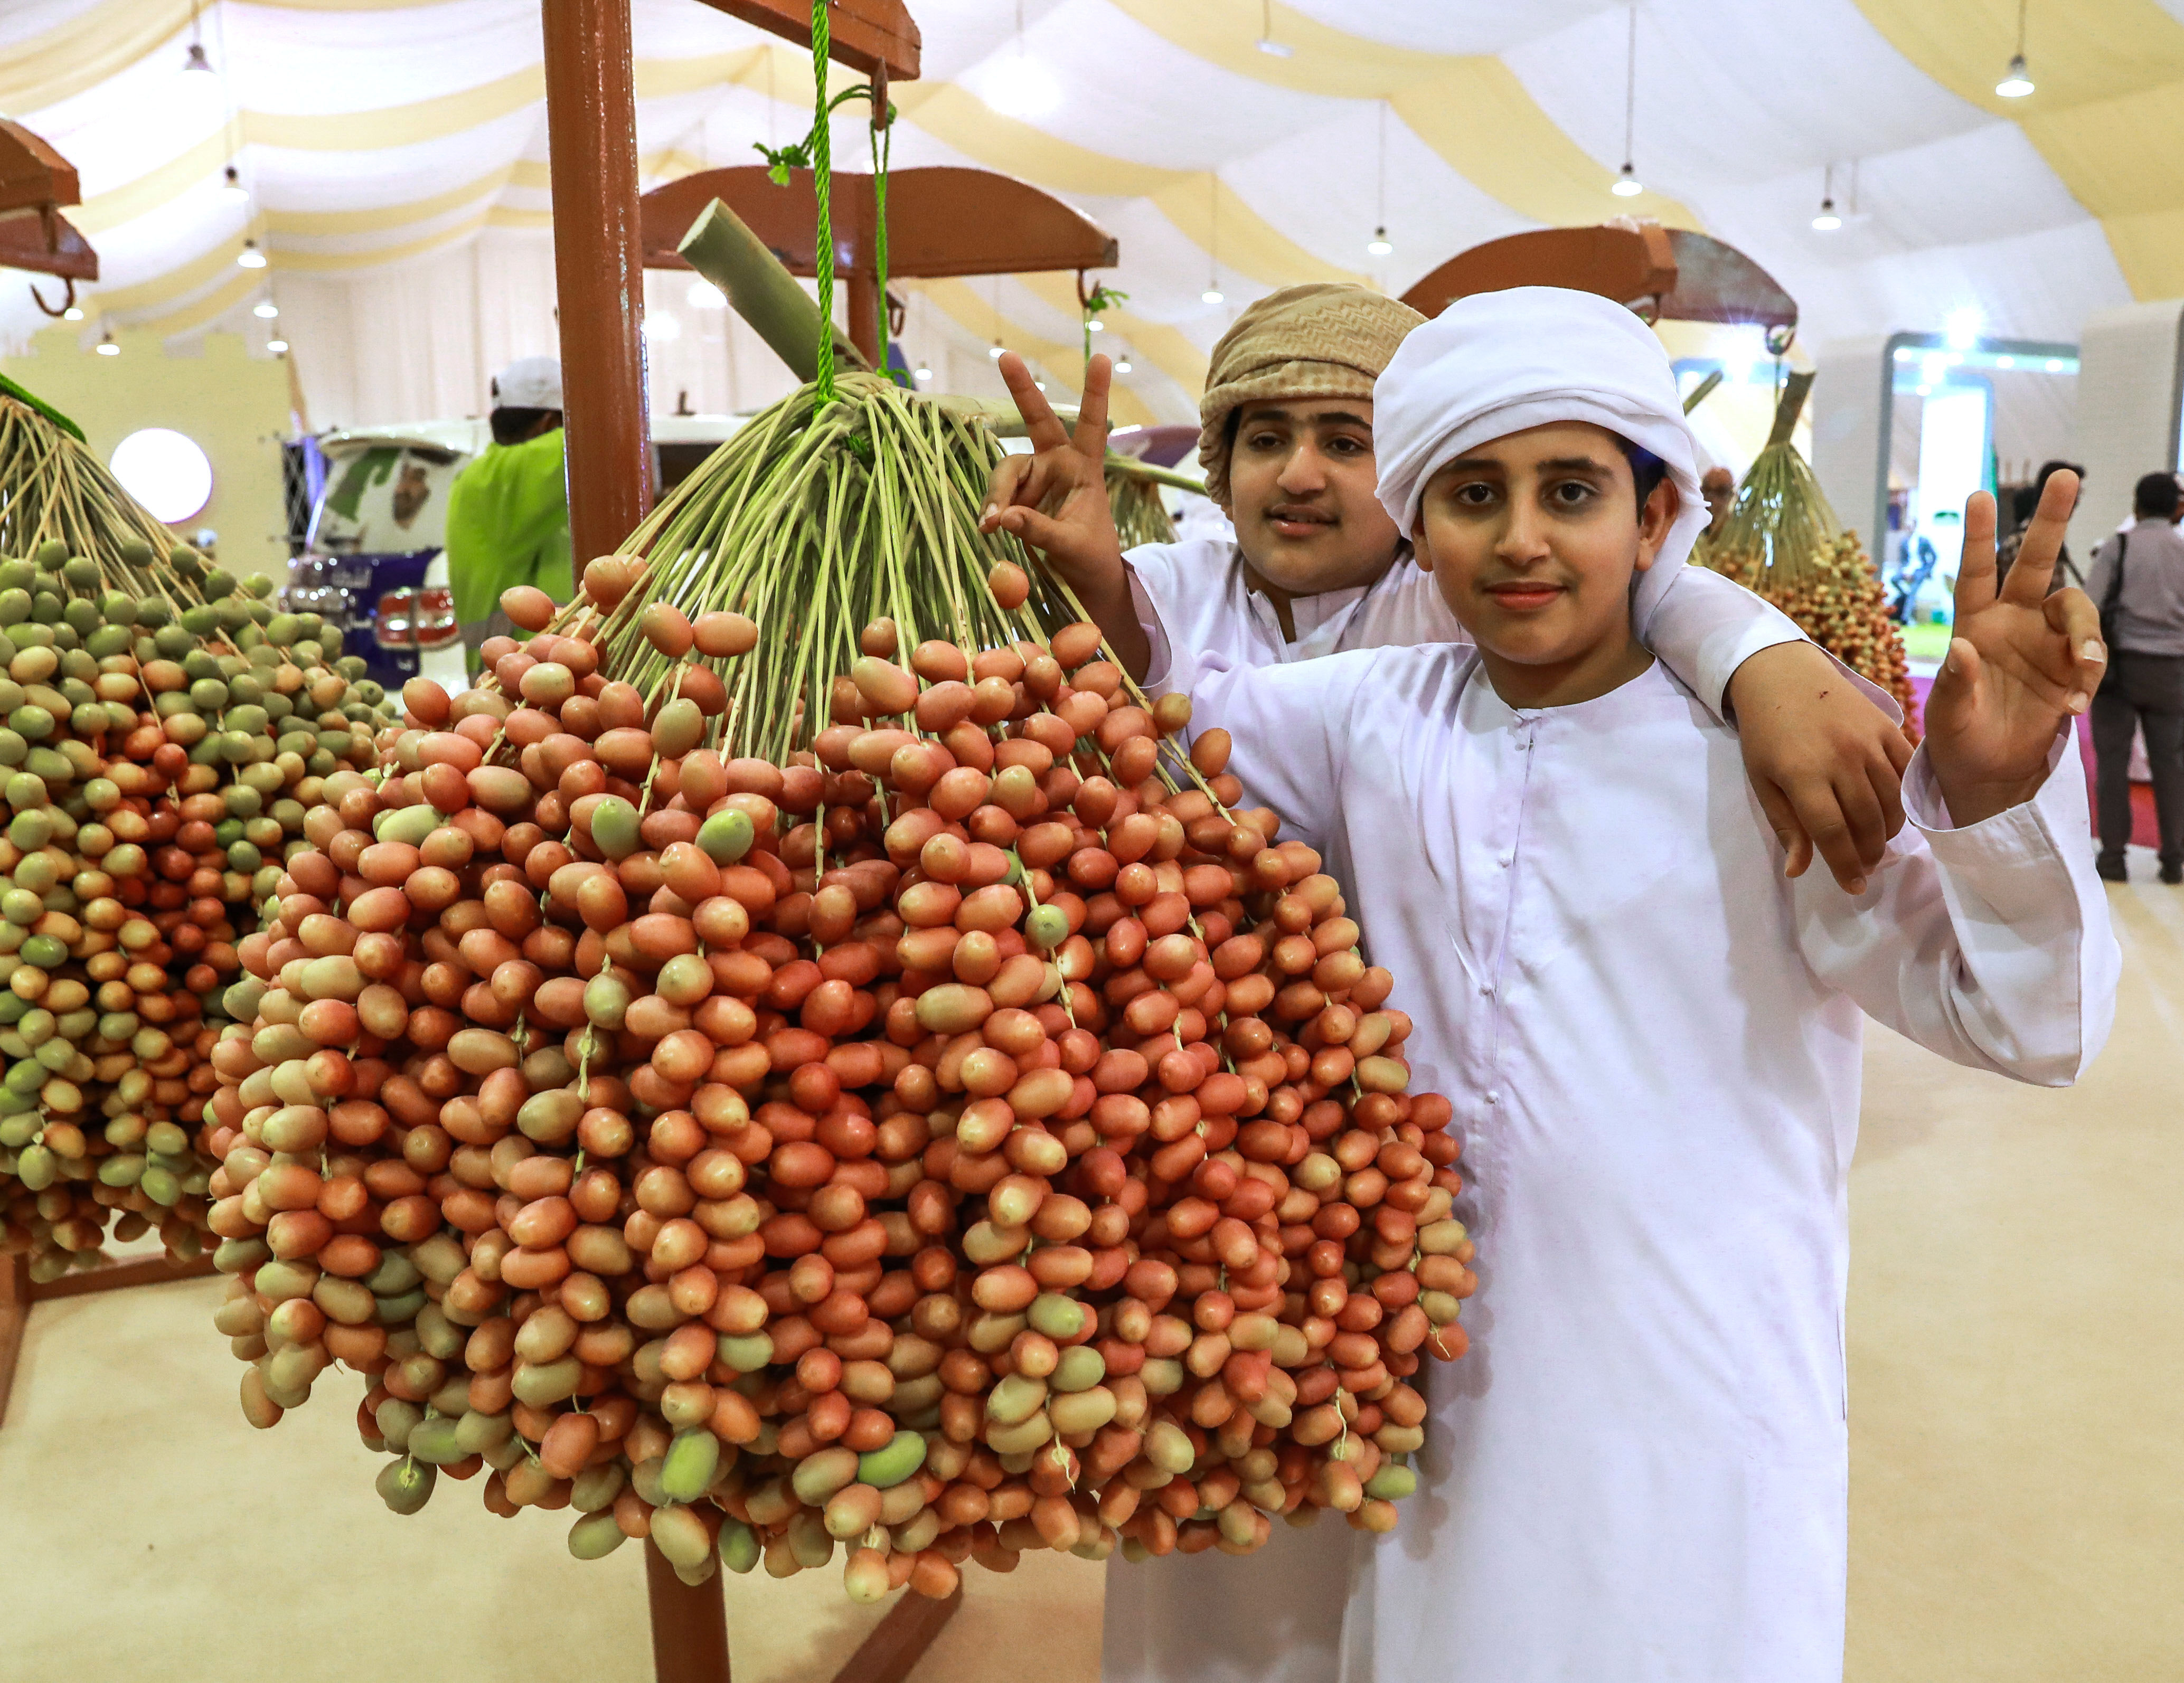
[1103,544,1877,1683]
[1122,537,1814,721]
[1104,645,2116,1683]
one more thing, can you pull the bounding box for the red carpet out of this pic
[1908,673,2157,846]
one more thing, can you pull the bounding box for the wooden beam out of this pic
[695,0,919,79]
[542,0,653,569]
[645,1540,732,1683]
[0,1250,216,1427]
[643,166,1116,281]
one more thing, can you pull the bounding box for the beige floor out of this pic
[4,864,2180,1682]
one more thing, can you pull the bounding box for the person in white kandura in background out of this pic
[1160,287,2115,1683]
[982,282,1916,901]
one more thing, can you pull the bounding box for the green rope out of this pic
[871,117,898,384]
[809,0,835,404]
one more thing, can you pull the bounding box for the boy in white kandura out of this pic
[1168,287,2118,1682]
[982,285,1914,900]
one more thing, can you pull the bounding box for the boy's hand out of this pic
[1731,642,1915,894]
[1925,469,2105,826]
[979,354,1120,573]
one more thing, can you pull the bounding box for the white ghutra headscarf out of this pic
[1371,286,1711,628]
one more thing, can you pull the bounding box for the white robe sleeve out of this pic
[1636,563,1895,724]
[1181,650,1374,855]
[1791,724,2119,1085]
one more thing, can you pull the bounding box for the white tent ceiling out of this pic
[0,0,2164,436]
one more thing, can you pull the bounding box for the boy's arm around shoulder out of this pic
[1647,562,1916,897]
[1792,723,2116,1085]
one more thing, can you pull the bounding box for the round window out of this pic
[109,428,214,525]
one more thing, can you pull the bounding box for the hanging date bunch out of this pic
[200,537,1471,1601]
[0,517,398,1283]
[1698,371,1919,734]
[195,0,1467,1605]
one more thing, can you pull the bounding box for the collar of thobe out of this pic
[1462,652,1673,730]
[1226,546,1376,645]
[1371,286,1710,634]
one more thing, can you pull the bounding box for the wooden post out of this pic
[0,1254,28,1430]
[541,0,653,566]
[0,1249,216,1428]
[645,1540,733,1683]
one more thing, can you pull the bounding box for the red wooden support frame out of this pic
[0,1249,216,1429]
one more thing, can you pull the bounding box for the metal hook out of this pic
[27,276,75,318]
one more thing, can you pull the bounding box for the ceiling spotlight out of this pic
[183,41,213,73]
[221,165,247,203]
[237,239,267,270]
[266,338,288,355]
[1996,53,2034,98]
[1034,380,1047,392]
[1087,318,1104,333]
[1611,162,1643,198]
[62,306,84,322]
[989,342,1004,360]
[1114,358,1133,374]
[96,334,119,356]
[914,363,933,383]
[686,279,726,309]
[253,300,279,319]
[1202,287,1225,305]
[1811,197,1841,232]
[1367,226,1392,257]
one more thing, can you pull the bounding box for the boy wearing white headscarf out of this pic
[1145,288,2116,1683]
[982,285,1911,895]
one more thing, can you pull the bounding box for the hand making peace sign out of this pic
[977,350,1149,676]
[1923,468,2107,825]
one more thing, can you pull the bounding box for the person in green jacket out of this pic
[446,356,574,672]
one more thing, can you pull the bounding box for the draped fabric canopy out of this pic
[0,0,2155,435]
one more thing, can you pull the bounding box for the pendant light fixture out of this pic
[1611,4,1644,196]
[1367,105,1392,255]
[989,275,1004,358]
[991,0,1060,120]
[96,333,120,356]
[1997,0,2034,96]
[1812,163,1841,231]
[1203,176,1225,305]
[182,1,212,71]
[1255,0,1292,58]
[237,239,267,270]
[221,165,247,203]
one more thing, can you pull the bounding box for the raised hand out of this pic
[978,351,1123,594]
[976,351,1150,677]
[1923,469,2106,825]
